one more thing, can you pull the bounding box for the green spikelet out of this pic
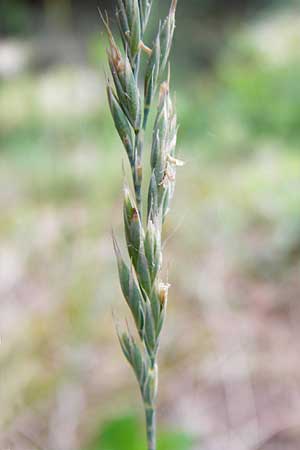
[103,2,181,450]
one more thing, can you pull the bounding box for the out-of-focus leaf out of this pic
[85,414,194,450]
[86,415,146,450]
[158,430,194,450]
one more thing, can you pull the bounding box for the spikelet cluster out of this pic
[103,1,181,446]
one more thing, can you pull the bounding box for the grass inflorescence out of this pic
[102,1,181,449]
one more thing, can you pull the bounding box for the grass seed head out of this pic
[105,2,180,448]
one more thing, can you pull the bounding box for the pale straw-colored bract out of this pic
[102,1,181,449]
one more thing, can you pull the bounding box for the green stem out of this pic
[145,407,156,450]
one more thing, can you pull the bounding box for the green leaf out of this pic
[87,414,146,450]
[85,414,194,450]
[158,429,194,450]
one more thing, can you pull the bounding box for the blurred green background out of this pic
[1,1,300,449]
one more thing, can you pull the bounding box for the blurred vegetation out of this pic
[86,414,193,450]
[0,0,31,35]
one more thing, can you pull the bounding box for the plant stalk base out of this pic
[146,407,156,450]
